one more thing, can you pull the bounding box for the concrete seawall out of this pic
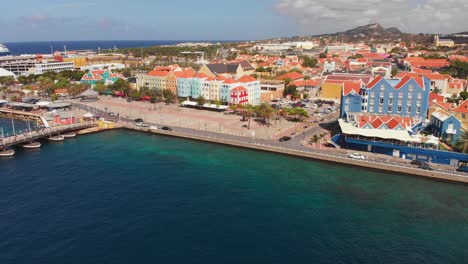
[81,124,468,184]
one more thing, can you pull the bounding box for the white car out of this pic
[135,122,148,127]
[149,126,158,130]
[347,152,367,160]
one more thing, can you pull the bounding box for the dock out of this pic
[1,122,96,148]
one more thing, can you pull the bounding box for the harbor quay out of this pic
[2,105,468,183]
[114,123,468,184]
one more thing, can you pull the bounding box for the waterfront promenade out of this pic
[67,101,468,183]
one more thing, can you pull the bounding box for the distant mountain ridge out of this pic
[338,23,402,36]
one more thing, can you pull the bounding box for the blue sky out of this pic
[1,0,298,41]
[1,0,466,42]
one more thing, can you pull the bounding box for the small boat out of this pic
[63,132,77,138]
[49,135,65,141]
[23,142,41,149]
[0,149,15,157]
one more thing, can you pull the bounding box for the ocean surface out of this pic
[0,118,36,137]
[3,40,228,55]
[1,129,468,264]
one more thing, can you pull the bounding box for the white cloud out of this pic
[275,0,468,34]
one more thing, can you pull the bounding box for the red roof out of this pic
[277,72,304,81]
[357,115,414,129]
[367,75,383,89]
[232,86,247,92]
[293,79,321,87]
[452,100,468,114]
[238,75,257,83]
[342,81,362,96]
[148,70,169,77]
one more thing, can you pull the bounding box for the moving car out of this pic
[279,136,291,142]
[161,126,173,131]
[347,152,367,160]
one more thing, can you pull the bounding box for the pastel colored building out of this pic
[428,111,462,145]
[81,70,123,85]
[230,86,249,105]
[341,75,431,125]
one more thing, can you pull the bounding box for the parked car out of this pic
[347,152,367,160]
[279,136,291,142]
[135,122,148,127]
[410,160,423,166]
[161,126,173,131]
[134,118,144,123]
[419,163,434,171]
[149,126,158,131]
[456,166,468,173]
[108,112,115,116]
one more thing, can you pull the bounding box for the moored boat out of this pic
[63,132,76,138]
[22,141,41,149]
[0,149,15,157]
[49,135,65,141]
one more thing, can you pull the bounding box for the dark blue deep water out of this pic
[1,130,468,264]
[3,40,228,55]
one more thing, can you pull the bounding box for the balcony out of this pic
[446,128,457,134]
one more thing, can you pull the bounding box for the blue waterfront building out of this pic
[341,75,431,126]
[428,111,462,145]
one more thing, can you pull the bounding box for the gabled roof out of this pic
[238,75,257,83]
[342,81,362,96]
[276,72,304,81]
[231,86,248,92]
[366,75,383,89]
[147,70,169,77]
[452,100,468,114]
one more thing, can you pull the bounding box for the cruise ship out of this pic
[0,43,10,56]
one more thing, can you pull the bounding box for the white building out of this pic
[31,61,75,75]
[80,63,126,71]
[0,68,16,78]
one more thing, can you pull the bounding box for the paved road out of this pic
[71,102,467,178]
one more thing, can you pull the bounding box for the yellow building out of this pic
[63,57,88,69]
[320,82,343,99]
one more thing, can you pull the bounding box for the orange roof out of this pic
[293,79,321,87]
[238,75,257,83]
[277,72,304,81]
[366,75,383,88]
[148,70,169,77]
[232,86,247,92]
[452,100,468,114]
[342,82,362,96]
[54,88,68,94]
[394,74,425,89]
[412,68,433,74]
[223,78,237,84]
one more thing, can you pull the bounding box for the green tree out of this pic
[0,76,15,86]
[254,103,276,125]
[284,84,298,97]
[460,91,468,101]
[163,89,176,104]
[319,53,327,59]
[391,67,399,77]
[302,56,318,68]
[255,66,266,72]
[94,81,107,94]
[196,95,207,107]
[457,131,468,153]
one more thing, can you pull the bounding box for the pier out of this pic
[0,108,50,128]
[1,122,96,149]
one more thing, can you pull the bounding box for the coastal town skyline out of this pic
[1,0,467,42]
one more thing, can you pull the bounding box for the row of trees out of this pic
[228,103,310,129]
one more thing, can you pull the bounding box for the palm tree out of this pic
[457,131,468,153]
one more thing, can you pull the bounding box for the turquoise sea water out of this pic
[1,130,468,263]
[0,118,36,137]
